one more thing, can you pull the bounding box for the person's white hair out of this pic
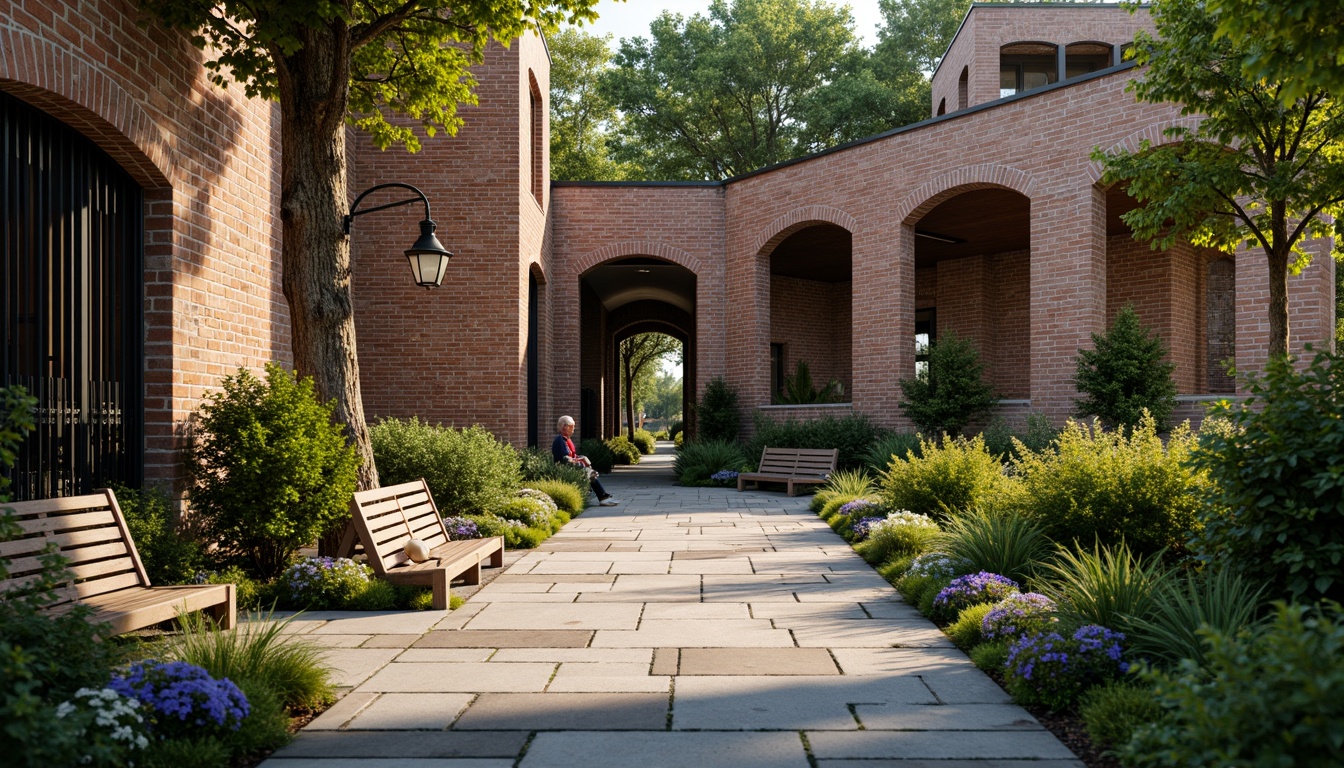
[557,415,575,430]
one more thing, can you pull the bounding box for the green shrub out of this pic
[1011,415,1203,559]
[696,376,740,442]
[631,429,656,454]
[189,364,359,580]
[1079,680,1162,750]
[276,556,372,610]
[898,331,998,437]
[114,485,204,586]
[879,434,1010,520]
[861,431,922,473]
[1004,624,1129,710]
[1038,542,1170,631]
[372,418,521,519]
[929,572,1020,624]
[1120,602,1344,768]
[937,507,1050,586]
[674,439,746,486]
[970,640,1011,673]
[0,515,125,767]
[0,384,37,502]
[518,448,592,500]
[948,603,995,649]
[509,526,550,549]
[1123,568,1268,669]
[166,608,334,710]
[578,438,617,473]
[877,554,917,584]
[606,435,641,465]
[775,360,844,404]
[347,578,402,610]
[1074,305,1178,432]
[745,412,886,471]
[855,510,941,564]
[669,420,684,441]
[895,572,935,604]
[495,495,556,529]
[1189,350,1344,603]
[980,413,1059,461]
[524,479,586,515]
[812,469,875,512]
[199,566,263,611]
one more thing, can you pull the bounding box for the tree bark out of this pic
[274,22,381,503]
[1268,203,1291,360]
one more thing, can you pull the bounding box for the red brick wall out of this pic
[770,277,852,395]
[2,0,286,490]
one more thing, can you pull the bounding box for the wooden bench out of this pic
[346,479,504,610]
[0,490,236,634]
[737,447,840,496]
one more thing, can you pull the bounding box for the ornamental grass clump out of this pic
[1038,541,1170,632]
[522,479,586,515]
[937,506,1050,585]
[277,556,371,610]
[109,660,249,741]
[948,603,995,649]
[674,439,746,486]
[813,469,877,512]
[931,571,1020,623]
[982,592,1059,642]
[856,509,940,564]
[1004,625,1129,710]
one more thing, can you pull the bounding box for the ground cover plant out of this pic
[745,411,886,471]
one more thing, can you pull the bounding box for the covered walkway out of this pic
[258,444,1080,767]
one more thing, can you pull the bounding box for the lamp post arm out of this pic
[344,182,433,234]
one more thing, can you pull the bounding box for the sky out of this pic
[568,0,888,48]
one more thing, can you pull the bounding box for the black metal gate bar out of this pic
[1,91,143,500]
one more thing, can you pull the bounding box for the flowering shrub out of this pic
[982,592,1059,641]
[931,571,1020,622]
[849,516,886,541]
[907,552,973,580]
[109,661,249,740]
[54,687,150,765]
[858,509,941,563]
[709,469,739,485]
[1004,625,1129,710]
[838,498,878,517]
[278,556,371,610]
[495,495,554,528]
[443,516,481,540]
[516,487,559,512]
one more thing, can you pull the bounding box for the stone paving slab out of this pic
[321,649,403,688]
[592,620,794,648]
[463,602,642,630]
[293,611,451,635]
[488,574,617,583]
[548,662,671,693]
[269,731,529,759]
[642,603,749,619]
[259,760,514,768]
[489,648,653,663]
[677,647,839,675]
[387,648,495,663]
[792,622,956,648]
[339,693,476,730]
[452,693,668,730]
[414,630,593,648]
[357,662,556,693]
[519,732,811,768]
[806,730,1079,760]
[854,703,1043,730]
[818,761,1085,768]
[672,675,936,730]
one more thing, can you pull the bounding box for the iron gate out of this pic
[1,91,144,500]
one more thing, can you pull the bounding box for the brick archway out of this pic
[575,240,703,277]
[895,164,1037,225]
[753,205,860,257]
[0,28,174,188]
[1086,118,1204,183]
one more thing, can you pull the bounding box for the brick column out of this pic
[851,224,914,429]
[1030,186,1107,421]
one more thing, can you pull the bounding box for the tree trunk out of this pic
[273,24,379,552]
[624,355,636,442]
[1268,204,1291,359]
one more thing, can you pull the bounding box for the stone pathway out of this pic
[258,444,1080,768]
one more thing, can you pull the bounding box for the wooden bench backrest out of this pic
[349,479,451,576]
[0,490,151,609]
[756,447,839,476]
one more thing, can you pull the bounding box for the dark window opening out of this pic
[1065,42,1113,79]
[770,343,786,399]
[1000,43,1059,98]
[915,309,936,377]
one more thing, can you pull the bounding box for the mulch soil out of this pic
[1027,704,1122,768]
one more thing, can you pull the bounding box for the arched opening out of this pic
[957,67,969,111]
[765,223,852,403]
[937,98,947,116]
[999,42,1058,98]
[909,187,1031,401]
[1,91,144,499]
[1065,42,1114,79]
[527,267,544,447]
[579,257,696,439]
[1104,182,1232,395]
[614,326,683,440]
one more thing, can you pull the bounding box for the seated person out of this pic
[552,415,619,507]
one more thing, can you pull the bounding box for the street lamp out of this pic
[344,182,453,288]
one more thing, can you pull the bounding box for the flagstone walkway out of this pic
[258,444,1081,768]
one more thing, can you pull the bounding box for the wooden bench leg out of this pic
[459,561,482,587]
[487,541,504,568]
[209,584,237,630]
[431,569,451,610]
[737,476,745,492]
[787,481,798,497]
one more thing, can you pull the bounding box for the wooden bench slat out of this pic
[7,508,119,535]
[738,447,839,496]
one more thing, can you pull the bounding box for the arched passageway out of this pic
[765,223,852,403]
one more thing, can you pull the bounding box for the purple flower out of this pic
[110,661,248,740]
[982,592,1058,641]
[1003,624,1129,710]
[444,516,480,540]
[849,516,886,541]
[710,469,739,483]
[838,499,878,517]
[932,572,1020,619]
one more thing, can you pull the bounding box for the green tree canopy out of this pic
[138,0,600,499]
[646,372,683,421]
[898,330,997,437]
[1073,305,1178,432]
[549,28,631,181]
[601,0,909,180]
[1208,0,1344,103]
[1096,0,1344,359]
[619,333,680,439]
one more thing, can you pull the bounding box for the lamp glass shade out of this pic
[404,219,452,287]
